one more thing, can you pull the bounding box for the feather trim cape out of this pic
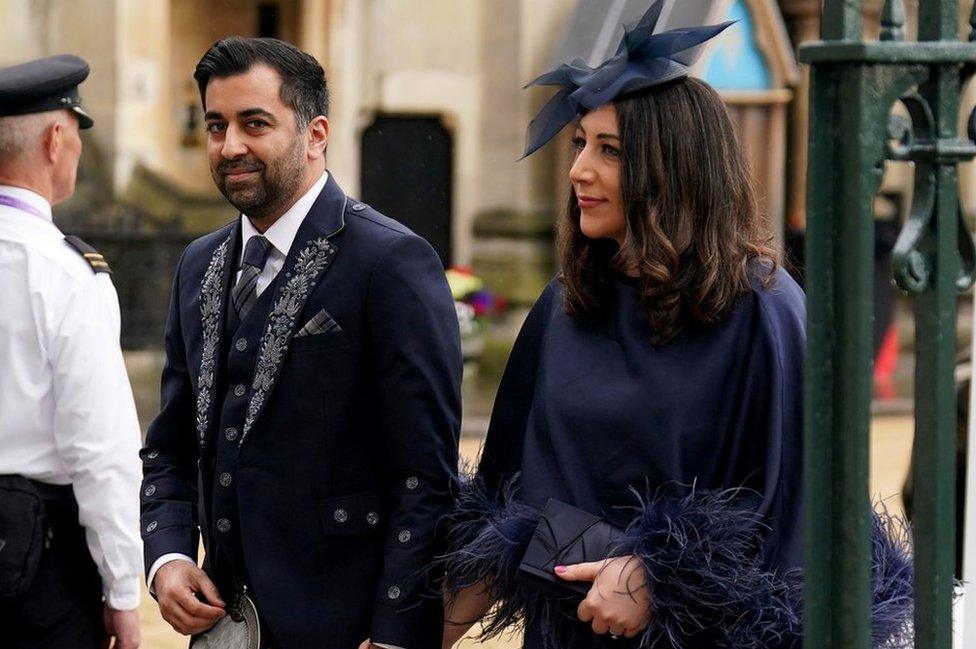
[440,476,913,649]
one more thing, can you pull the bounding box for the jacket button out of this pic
[387,585,401,600]
[145,521,158,533]
[217,518,231,533]
[333,508,348,523]
[234,384,246,397]
[146,450,159,459]
[366,511,379,525]
[405,476,419,490]
[398,529,412,543]
[225,427,239,442]
[235,338,248,352]
[144,485,156,497]
[219,472,232,487]
[352,203,366,212]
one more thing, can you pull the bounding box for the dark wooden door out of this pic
[360,116,453,266]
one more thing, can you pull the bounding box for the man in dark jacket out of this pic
[141,37,461,649]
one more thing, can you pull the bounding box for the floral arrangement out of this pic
[446,267,506,338]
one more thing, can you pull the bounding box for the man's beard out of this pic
[213,137,305,219]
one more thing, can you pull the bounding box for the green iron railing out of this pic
[801,0,976,647]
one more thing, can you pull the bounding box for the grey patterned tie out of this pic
[232,235,273,320]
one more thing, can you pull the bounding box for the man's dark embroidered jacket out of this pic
[140,174,462,648]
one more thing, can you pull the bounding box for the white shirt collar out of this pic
[0,185,53,222]
[240,170,328,259]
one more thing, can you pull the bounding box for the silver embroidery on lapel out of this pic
[195,235,232,449]
[240,237,336,444]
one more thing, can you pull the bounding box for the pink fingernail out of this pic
[554,565,567,574]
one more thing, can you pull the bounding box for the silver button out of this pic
[352,203,366,211]
[146,521,158,533]
[234,384,246,397]
[219,472,233,487]
[366,511,380,525]
[387,585,401,600]
[405,476,419,490]
[398,529,412,543]
[333,508,348,523]
[144,485,156,497]
[217,518,231,533]
[225,427,239,442]
[235,338,248,352]
[146,449,159,459]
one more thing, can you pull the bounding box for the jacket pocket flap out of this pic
[319,492,383,535]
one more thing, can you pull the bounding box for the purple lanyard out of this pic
[0,194,48,220]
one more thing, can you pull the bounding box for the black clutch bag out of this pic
[518,498,623,597]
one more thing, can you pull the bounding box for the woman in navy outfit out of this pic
[440,3,911,649]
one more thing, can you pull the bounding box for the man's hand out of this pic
[153,560,226,635]
[102,606,140,649]
[357,640,384,649]
[556,556,653,639]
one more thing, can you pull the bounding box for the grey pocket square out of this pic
[295,309,343,338]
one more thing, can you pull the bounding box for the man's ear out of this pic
[43,120,62,165]
[307,115,329,160]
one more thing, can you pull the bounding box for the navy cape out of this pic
[474,267,806,648]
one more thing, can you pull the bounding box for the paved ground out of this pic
[138,416,915,648]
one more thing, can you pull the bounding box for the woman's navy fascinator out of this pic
[522,0,735,158]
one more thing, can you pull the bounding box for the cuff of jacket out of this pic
[440,474,537,594]
[867,506,916,648]
[142,521,198,585]
[611,485,801,649]
[369,580,442,649]
[436,474,539,641]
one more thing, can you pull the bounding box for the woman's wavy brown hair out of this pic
[559,77,778,345]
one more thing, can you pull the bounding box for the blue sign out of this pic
[702,0,772,91]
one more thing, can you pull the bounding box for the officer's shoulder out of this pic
[63,234,111,274]
[16,229,102,282]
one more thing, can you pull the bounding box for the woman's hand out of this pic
[442,581,494,649]
[556,556,653,639]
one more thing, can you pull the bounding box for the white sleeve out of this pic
[50,273,143,611]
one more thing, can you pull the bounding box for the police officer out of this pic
[0,55,142,648]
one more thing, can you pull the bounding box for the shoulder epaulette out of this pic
[64,235,111,274]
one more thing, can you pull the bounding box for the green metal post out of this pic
[803,64,872,648]
[912,5,961,647]
[801,0,976,647]
[822,0,862,41]
[804,62,923,648]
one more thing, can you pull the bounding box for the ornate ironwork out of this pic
[880,0,905,42]
[886,94,976,293]
[801,1,976,646]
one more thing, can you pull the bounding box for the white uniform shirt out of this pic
[0,185,143,610]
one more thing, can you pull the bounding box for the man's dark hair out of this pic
[194,36,328,129]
